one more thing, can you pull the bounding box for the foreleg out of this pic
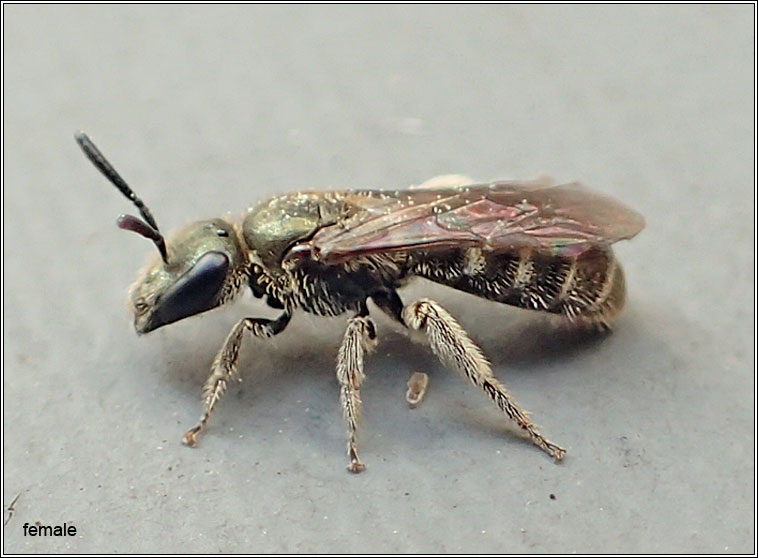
[182,311,291,446]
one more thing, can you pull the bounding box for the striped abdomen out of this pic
[410,246,626,328]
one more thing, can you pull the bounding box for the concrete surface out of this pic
[2,5,754,554]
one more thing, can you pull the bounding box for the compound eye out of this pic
[151,251,230,329]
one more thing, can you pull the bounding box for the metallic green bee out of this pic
[76,132,644,473]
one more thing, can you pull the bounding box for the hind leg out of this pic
[373,291,565,461]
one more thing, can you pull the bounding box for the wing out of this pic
[311,181,645,264]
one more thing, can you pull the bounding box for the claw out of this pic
[548,443,566,462]
[347,460,366,474]
[182,424,203,447]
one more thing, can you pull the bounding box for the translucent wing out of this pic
[311,181,645,264]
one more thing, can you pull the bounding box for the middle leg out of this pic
[336,314,377,473]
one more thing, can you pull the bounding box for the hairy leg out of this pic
[336,315,377,473]
[182,311,291,446]
[403,299,565,460]
[373,291,564,460]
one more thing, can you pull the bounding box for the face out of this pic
[129,218,247,334]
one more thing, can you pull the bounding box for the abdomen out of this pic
[409,246,626,329]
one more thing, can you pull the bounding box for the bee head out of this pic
[129,218,247,333]
[75,132,246,334]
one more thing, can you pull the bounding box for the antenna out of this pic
[75,131,168,263]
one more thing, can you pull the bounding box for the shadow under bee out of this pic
[487,314,613,367]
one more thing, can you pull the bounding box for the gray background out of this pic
[3,5,754,554]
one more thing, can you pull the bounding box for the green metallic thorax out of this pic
[241,192,347,271]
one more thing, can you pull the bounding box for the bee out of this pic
[75,132,645,473]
